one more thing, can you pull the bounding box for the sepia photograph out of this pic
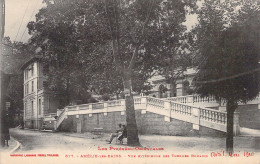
[0,0,259,163]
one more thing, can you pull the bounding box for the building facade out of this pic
[21,56,59,129]
[148,68,197,98]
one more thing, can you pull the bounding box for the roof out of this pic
[20,55,42,70]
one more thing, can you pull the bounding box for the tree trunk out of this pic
[123,70,140,146]
[226,100,237,153]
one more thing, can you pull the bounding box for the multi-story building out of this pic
[148,68,197,98]
[21,56,59,129]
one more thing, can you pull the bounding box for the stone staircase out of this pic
[43,94,260,134]
[44,96,234,134]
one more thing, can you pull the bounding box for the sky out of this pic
[5,0,44,43]
[5,0,198,43]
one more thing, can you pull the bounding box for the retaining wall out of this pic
[59,110,225,137]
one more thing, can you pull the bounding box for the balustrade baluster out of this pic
[213,112,216,122]
[216,113,219,123]
[205,110,208,120]
[208,111,211,121]
[212,112,215,122]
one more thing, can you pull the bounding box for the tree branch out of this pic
[104,0,124,72]
[128,0,155,70]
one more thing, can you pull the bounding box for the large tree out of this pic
[193,0,260,152]
[28,0,196,146]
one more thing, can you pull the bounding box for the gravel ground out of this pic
[1,128,259,164]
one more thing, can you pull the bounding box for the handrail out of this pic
[56,109,66,128]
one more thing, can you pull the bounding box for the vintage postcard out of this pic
[0,0,259,164]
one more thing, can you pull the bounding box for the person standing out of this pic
[1,112,10,147]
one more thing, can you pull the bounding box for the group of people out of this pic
[107,123,127,144]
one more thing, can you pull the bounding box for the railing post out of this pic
[141,97,147,114]
[121,100,125,115]
[192,107,200,131]
[54,120,57,131]
[76,106,79,118]
[64,108,68,119]
[104,102,108,116]
[219,106,226,112]
[164,101,171,122]
[57,109,62,116]
[187,96,193,103]
[89,104,93,117]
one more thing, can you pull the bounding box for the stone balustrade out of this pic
[134,97,141,104]
[107,100,123,107]
[54,109,67,130]
[170,102,192,115]
[44,113,57,118]
[168,94,217,104]
[78,104,89,110]
[147,97,164,109]
[92,103,104,110]
[168,94,259,107]
[52,96,249,133]
[199,107,226,124]
[66,105,78,111]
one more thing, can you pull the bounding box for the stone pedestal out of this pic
[219,106,226,112]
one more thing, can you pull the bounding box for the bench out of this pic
[92,128,104,138]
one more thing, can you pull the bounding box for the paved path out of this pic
[0,136,20,152]
[1,128,259,164]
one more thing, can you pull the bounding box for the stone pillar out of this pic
[64,108,68,119]
[53,120,57,131]
[219,106,226,112]
[187,96,193,103]
[121,100,126,115]
[192,107,200,130]
[164,101,171,122]
[57,109,62,116]
[233,110,240,136]
[89,104,93,117]
[141,97,147,114]
[104,103,108,116]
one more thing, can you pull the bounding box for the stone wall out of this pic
[59,110,224,136]
[237,104,260,130]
